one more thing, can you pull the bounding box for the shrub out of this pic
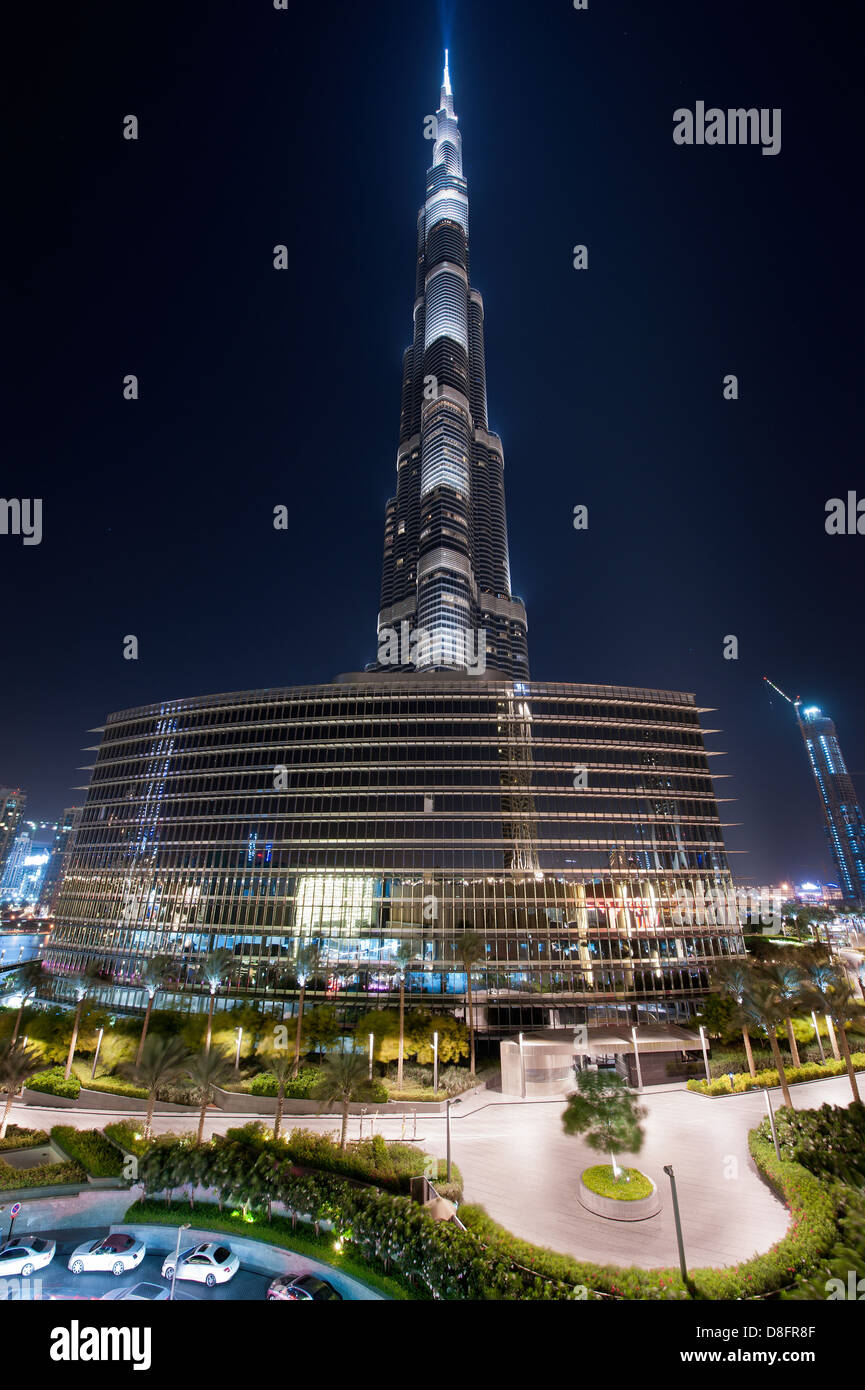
[0,1156,86,1189]
[754,1102,865,1186]
[0,1125,49,1152]
[27,1068,80,1099]
[687,1053,865,1095]
[582,1165,654,1201]
[104,1122,150,1157]
[51,1126,124,1178]
[83,1075,148,1100]
[248,1066,324,1099]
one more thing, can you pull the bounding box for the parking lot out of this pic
[3,1227,297,1302]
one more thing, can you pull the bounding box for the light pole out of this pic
[811,1010,826,1064]
[763,1087,781,1161]
[663,1165,688,1284]
[630,1026,643,1089]
[90,1027,104,1080]
[234,1027,243,1071]
[368,1032,374,1082]
[445,1096,462,1182]
[518,1032,526,1098]
[169,1222,190,1301]
[698,1025,711,1084]
[433,1030,439,1094]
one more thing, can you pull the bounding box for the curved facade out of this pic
[46,675,742,1033]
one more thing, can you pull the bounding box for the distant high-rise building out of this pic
[40,806,83,910]
[797,704,865,905]
[0,829,32,903]
[0,788,26,879]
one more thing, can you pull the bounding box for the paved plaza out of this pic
[10,1073,859,1272]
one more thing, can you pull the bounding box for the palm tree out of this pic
[715,959,758,1077]
[8,960,43,1045]
[741,977,795,1109]
[800,958,862,1103]
[0,1042,43,1139]
[268,1053,295,1142]
[119,1033,190,1141]
[198,949,235,1054]
[456,929,484,1075]
[759,960,805,1068]
[391,939,420,1091]
[63,975,92,1080]
[186,1046,233,1144]
[290,944,320,1078]
[313,1050,375,1151]
[134,954,174,1066]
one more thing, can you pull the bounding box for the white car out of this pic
[68,1232,146,1277]
[101,1281,196,1302]
[161,1241,239,1287]
[0,1236,55,1277]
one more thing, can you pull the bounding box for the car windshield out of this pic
[295,1276,326,1294]
[212,1247,231,1262]
[178,1247,197,1262]
[30,1240,49,1252]
[133,1284,164,1299]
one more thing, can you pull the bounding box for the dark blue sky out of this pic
[5,0,863,884]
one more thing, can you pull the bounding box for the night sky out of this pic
[5,0,863,885]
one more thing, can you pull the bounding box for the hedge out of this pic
[104,1122,151,1157]
[687,1053,865,1095]
[0,1156,85,1189]
[0,1125,48,1152]
[51,1125,124,1178]
[26,1068,80,1099]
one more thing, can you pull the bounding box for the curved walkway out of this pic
[9,1072,858,1272]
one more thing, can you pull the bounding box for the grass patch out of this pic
[582,1165,654,1201]
[0,1125,49,1152]
[51,1126,124,1178]
[124,1197,415,1300]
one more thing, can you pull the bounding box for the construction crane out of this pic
[763,676,800,709]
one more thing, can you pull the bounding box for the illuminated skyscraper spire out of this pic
[374,55,529,677]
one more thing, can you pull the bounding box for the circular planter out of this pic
[578,1170,661,1221]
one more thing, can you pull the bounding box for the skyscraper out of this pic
[374,54,529,680]
[0,788,27,882]
[43,56,742,1038]
[797,704,865,905]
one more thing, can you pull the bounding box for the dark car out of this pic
[267,1273,343,1301]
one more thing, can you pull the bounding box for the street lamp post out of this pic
[368,1032,374,1082]
[663,1165,688,1284]
[518,1031,526,1099]
[698,1025,711,1084]
[445,1097,462,1182]
[433,1030,439,1093]
[169,1222,190,1301]
[234,1027,243,1072]
[90,1027,104,1080]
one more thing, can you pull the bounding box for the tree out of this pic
[455,928,484,1075]
[8,960,43,1045]
[741,977,795,1109]
[800,958,862,1103]
[197,949,235,1054]
[186,1046,233,1144]
[301,1004,341,1058]
[390,939,421,1091]
[312,1050,378,1151]
[120,1033,190,1141]
[266,1053,295,1142]
[291,945,321,1078]
[409,1011,468,1066]
[63,975,92,1080]
[355,1009,401,1068]
[134,955,174,1066]
[715,959,758,1078]
[759,960,805,1067]
[562,1070,646,1180]
[0,1042,43,1139]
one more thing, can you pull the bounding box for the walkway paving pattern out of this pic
[10,1073,857,1273]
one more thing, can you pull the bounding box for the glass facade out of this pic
[45,675,743,1034]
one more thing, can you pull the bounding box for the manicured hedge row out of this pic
[104,1122,150,1157]
[0,1125,48,1152]
[51,1125,124,1178]
[27,1068,80,1098]
[687,1054,865,1095]
[0,1156,85,1189]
